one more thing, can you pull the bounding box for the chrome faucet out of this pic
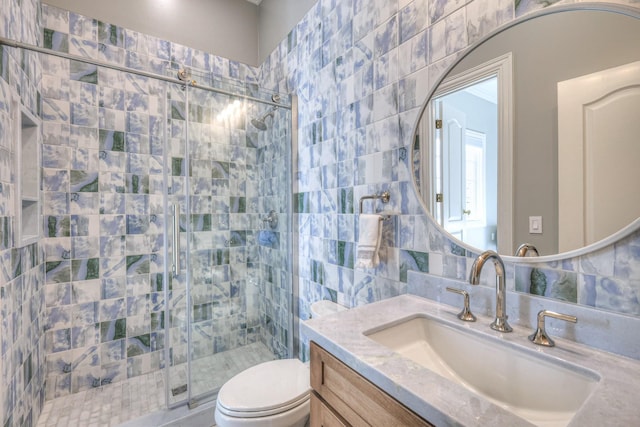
[528,310,577,347]
[469,250,513,332]
[515,243,539,257]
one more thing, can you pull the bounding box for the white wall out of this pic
[44,0,260,65]
[258,0,316,63]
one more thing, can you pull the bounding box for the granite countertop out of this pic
[301,294,640,427]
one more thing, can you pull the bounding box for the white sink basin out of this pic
[365,315,600,427]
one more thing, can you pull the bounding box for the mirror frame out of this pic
[410,2,640,264]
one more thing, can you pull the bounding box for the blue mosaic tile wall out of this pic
[38,3,292,402]
[254,107,293,358]
[0,1,45,427]
[40,48,171,398]
[23,5,291,408]
[257,0,640,358]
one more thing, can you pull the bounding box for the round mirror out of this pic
[412,5,640,258]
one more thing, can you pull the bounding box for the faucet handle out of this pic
[446,287,476,322]
[528,310,577,347]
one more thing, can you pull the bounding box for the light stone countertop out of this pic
[301,294,640,427]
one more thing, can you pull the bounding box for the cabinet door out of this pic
[310,392,349,427]
[310,342,433,427]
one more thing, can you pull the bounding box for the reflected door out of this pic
[438,100,468,242]
[432,78,498,251]
[558,61,640,251]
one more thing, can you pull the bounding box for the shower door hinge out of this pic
[435,119,443,129]
[436,193,444,203]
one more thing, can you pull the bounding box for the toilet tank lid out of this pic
[217,359,310,414]
[310,300,348,318]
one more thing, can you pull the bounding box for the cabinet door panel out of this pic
[310,392,349,427]
[310,342,433,427]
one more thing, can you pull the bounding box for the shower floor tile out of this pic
[36,369,165,427]
[36,342,275,427]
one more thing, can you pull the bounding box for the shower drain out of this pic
[171,384,188,396]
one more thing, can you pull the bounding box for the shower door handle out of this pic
[172,204,181,276]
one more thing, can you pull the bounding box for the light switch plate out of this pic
[529,216,542,234]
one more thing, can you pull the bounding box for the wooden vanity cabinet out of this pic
[310,341,434,427]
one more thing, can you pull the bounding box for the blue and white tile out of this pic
[72,279,101,304]
[42,98,70,123]
[429,0,465,24]
[399,0,429,44]
[70,103,98,127]
[465,0,514,44]
[71,126,99,150]
[373,0,398,27]
[586,276,640,316]
[515,0,562,17]
[69,11,97,40]
[41,74,70,101]
[69,36,98,59]
[42,4,69,33]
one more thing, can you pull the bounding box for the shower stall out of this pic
[163,79,294,408]
[0,31,294,425]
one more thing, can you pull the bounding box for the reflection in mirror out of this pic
[429,77,498,251]
[413,8,640,257]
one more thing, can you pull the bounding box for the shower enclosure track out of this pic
[0,36,290,109]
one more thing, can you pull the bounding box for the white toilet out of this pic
[214,300,347,427]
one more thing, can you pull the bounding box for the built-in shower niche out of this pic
[12,93,41,246]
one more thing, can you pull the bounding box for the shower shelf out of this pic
[12,92,40,246]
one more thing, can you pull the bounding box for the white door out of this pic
[558,60,640,252]
[438,100,467,242]
[433,85,497,250]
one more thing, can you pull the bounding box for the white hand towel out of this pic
[355,214,383,269]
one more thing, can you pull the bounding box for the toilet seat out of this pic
[216,359,310,418]
[217,394,309,418]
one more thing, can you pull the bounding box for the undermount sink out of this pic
[364,315,600,427]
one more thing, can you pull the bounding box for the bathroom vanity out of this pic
[310,342,433,426]
[302,295,640,426]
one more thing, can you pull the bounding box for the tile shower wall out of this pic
[40,47,170,398]
[0,2,46,427]
[257,0,640,358]
[255,107,293,358]
[38,3,292,401]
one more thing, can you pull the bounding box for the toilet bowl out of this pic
[214,300,347,427]
[214,359,310,427]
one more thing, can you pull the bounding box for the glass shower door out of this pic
[165,81,191,407]
[184,86,250,403]
[165,81,293,408]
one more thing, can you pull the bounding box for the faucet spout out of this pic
[515,243,539,257]
[469,250,513,333]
